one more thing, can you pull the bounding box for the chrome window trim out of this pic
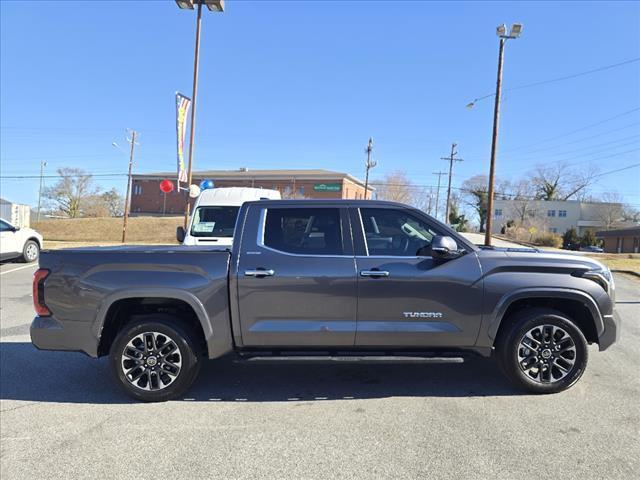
[357,208,370,256]
[256,207,353,259]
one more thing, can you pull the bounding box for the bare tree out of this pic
[83,188,124,217]
[372,170,426,207]
[531,163,598,201]
[592,192,625,230]
[43,167,100,218]
[506,179,537,227]
[461,175,489,232]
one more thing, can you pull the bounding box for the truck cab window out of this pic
[264,208,343,255]
[190,206,240,238]
[360,208,437,256]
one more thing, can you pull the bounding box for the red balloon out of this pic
[159,179,174,193]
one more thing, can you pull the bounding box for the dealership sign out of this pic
[313,183,342,192]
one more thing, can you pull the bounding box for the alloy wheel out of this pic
[121,331,182,391]
[517,324,577,384]
[25,243,38,262]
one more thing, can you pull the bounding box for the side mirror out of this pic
[176,226,186,243]
[424,235,460,259]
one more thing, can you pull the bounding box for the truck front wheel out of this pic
[109,316,201,402]
[496,308,589,394]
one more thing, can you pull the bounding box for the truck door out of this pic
[236,204,357,347]
[352,207,483,348]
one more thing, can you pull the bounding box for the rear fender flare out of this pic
[93,288,213,353]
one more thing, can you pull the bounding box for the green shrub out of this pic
[532,233,562,248]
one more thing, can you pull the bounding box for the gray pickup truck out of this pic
[30,200,619,401]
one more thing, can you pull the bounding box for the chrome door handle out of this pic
[360,270,390,277]
[245,269,275,277]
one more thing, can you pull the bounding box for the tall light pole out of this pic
[176,0,225,228]
[364,138,376,199]
[36,160,47,222]
[484,23,522,246]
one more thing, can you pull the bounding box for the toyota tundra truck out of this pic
[30,200,620,402]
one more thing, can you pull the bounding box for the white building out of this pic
[0,198,31,228]
[491,198,624,236]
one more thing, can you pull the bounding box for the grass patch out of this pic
[33,216,182,244]
[585,254,640,274]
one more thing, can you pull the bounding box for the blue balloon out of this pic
[199,179,214,190]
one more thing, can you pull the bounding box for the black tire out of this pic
[109,315,202,402]
[21,240,40,263]
[495,308,588,394]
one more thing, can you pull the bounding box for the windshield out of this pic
[190,206,240,238]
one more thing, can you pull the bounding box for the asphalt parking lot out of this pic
[1,261,638,479]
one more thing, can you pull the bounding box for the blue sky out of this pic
[1,0,639,210]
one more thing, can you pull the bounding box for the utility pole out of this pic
[36,160,47,222]
[432,171,448,221]
[441,143,463,225]
[364,137,376,199]
[122,130,137,243]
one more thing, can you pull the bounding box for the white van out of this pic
[178,187,281,246]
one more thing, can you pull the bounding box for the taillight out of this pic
[32,268,51,316]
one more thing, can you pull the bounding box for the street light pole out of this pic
[484,23,522,246]
[183,1,203,228]
[176,0,224,228]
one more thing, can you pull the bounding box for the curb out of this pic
[612,270,640,279]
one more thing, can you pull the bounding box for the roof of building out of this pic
[133,169,373,189]
[596,226,640,237]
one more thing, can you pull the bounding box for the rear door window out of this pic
[264,208,343,255]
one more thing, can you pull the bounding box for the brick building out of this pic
[596,227,640,253]
[130,168,373,215]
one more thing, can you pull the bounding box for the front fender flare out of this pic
[487,287,604,342]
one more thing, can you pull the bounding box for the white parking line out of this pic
[0,264,37,276]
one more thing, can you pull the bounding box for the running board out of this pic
[240,355,465,364]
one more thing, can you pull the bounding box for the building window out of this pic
[547,210,556,217]
[299,185,305,196]
[495,209,503,218]
[559,210,567,217]
[549,227,558,233]
[133,184,142,195]
[528,210,535,218]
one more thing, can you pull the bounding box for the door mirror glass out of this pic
[176,226,186,243]
[429,235,460,259]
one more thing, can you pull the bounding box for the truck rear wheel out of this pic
[496,308,588,394]
[109,316,201,402]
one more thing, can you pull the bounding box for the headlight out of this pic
[581,267,613,294]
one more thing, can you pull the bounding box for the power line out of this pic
[0,173,127,179]
[499,123,640,158]
[468,58,640,106]
[501,107,640,154]
[502,133,640,161]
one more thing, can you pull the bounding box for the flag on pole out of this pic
[175,93,191,186]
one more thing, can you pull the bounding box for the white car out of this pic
[0,218,43,263]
